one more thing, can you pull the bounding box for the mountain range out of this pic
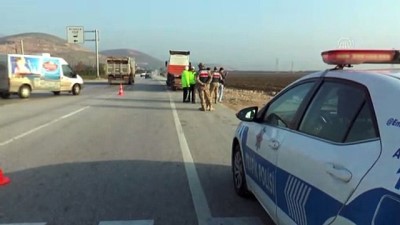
[0,33,164,69]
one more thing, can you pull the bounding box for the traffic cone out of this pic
[0,169,10,186]
[118,83,124,96]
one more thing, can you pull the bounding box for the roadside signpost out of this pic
[66,26,100,79]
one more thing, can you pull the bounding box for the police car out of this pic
[232,49,400,225]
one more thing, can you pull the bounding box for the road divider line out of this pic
[168,91,212,225]
[0,106,90,147]
[61,106,89,119]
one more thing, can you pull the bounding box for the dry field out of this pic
[222,71,313,111]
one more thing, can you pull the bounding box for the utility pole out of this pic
[275,58,279,72]
[94,29,99,79]
[290,60,294,73]
[20,40,24,54]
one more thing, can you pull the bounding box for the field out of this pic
[221,71,313,111]
[224,71,312,93]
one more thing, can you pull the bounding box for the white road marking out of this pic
[168,91,212,225]
[0,106,90,146]
[99,220,154,225]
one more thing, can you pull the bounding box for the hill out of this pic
[0,33,164,69]
[0,33,231,71]
[0,32,102,66]
[100,49,163,70]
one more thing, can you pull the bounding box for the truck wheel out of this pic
[0,92,10,99]
[18,85,31,98]
[72,84,81,95]
[53,91,60,95]
[108,76,114,85]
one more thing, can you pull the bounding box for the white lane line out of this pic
[168,91,212,225]
[60,106,88,119]
[0,106,90,146]
[99,220,154,225]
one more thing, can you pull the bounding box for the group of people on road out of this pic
[181,63,227,111]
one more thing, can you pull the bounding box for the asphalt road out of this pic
[0,75,273,225]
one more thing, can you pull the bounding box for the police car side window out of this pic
[346,100,378,142]
[299,81,377,142]
[262,82,314,128]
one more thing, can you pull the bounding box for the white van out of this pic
[0,53,84,99]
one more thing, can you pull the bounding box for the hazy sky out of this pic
[2,0,400,70]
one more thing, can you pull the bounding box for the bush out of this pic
[73,61,105,79]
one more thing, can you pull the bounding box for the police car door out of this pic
[275,80,380,225]
[245,81,317,221]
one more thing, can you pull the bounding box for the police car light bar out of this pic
[321,49,400,66]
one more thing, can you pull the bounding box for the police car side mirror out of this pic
[236,106,258,122]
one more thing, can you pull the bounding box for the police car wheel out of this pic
[232,144,250,197]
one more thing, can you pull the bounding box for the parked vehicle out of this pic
[106,56,135,85]
[136,69,147,77]
[165,50,190,91]
[0,53,83,99]
[233,49,400,225]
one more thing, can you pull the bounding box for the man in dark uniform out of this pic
[196,63,213,111]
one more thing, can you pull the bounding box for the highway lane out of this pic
[0,75,273,225]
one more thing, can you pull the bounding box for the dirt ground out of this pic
[220,71,311,111]
[222,88,273,112]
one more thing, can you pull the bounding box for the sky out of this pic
[2,0,400,70]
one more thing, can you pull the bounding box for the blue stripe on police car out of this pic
[239,125,400,224]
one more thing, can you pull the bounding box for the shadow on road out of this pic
[90,104,201,112]
[0,160,271,225]
[94,98,172,104]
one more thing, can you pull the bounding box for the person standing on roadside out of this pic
[188,66,197,103]
[196,63,213,111]
[181,66,191,102]
[209,67,221,104]
[218,67,227,102]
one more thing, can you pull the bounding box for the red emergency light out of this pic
[321,49,400,66]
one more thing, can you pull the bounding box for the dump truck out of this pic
[0,53,83,99]
[166,50,190,91]
[106,56,136,85]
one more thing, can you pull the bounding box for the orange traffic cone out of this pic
[0,169,10,186]
[118,83,124,96]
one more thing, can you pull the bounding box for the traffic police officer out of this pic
[188,66,196,103]
[181,66,191,102]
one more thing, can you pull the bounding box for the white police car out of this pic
[232,49,400,225]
